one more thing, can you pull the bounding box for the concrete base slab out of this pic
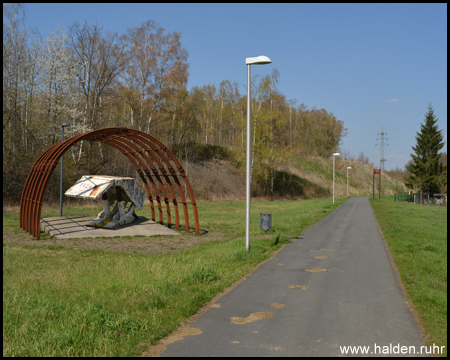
[40,216,180,239]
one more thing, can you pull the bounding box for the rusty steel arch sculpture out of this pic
[20,127,199,240]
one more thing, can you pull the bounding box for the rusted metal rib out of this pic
[113,136,178,230]
[19,127,199,239]
[130,130,199,234]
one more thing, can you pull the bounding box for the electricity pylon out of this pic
[376,127,389,171]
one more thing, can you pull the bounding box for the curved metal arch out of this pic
[108,136,178,229]
[115,131,193,232]
[19,127,199,240]
[104,137,167,224]
[127,130,196,230]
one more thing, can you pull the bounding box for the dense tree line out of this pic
[3,4,347,201]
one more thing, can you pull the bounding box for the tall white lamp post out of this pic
[245,55,271,251]
[333,152,340,204]
[347,167,351,197]
[60,122,68,217]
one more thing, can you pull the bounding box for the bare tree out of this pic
[3,3,29,196]
[120,20,189,134]
[69,21,124,165]
[35,26,82,145]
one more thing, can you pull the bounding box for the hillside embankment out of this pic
[5,150,405,207]
[182,156,406,201]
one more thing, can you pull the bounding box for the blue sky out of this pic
[23,3,447,171]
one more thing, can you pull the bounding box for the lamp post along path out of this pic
[333,153,340,204]
[347,167,351,197]
[246,62,251,251]
[246,56,271,251]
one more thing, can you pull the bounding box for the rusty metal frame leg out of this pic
[128,132,192,232]
[138,132,199,234]
[121,134,183,231]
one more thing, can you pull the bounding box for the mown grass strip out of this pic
[3,197,346,357]
[370,196,447,357]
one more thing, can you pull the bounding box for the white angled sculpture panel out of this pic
[65,175,145,228]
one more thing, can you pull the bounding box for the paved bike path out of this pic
[157,197,425,356]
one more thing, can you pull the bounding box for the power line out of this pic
[430,85,447,107]
[433,93,447,110]
[389,94,447,142]
[359,88,446,168]
[390,86,447,132]
[384,97,447,170]
[437,107,447,127]
[390,107,447,149]
[362,137,377,156]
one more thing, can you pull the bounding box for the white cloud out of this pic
[385,98,399,103]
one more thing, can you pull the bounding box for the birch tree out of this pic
[120,20,189,134]
[36,26,82,146]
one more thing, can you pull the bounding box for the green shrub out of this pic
[172,143,232,162]
[253,165,330,198]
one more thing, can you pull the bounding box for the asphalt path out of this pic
[158,197,425,357]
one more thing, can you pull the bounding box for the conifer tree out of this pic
[405,105,446,193]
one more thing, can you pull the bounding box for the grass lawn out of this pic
[370,196,447,357]
[3,197,346,357]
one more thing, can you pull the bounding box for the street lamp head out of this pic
[61,122,68,127]
[333,153,340,156]
[246,55,272,65]
[347,167,352,169]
